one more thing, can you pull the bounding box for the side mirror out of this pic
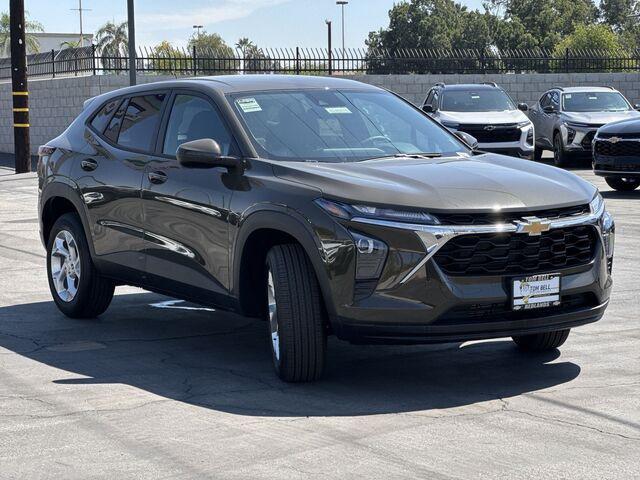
[517,102,529,112]
[177,138,242,171]
[634,103,640,110]
[454,131,479,150]
[422,104,435,113]
[543,105,557,114]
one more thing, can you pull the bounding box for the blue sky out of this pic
[9,0,485,49]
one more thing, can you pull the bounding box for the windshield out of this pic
[562,92,630,112]
[441,89,516,112]
[229,89,467,162]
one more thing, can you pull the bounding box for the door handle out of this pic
[148,171,168,185]
[80,159,98,171]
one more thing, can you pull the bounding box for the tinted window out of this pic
[424,90,434,107]
[441,89,515,112]
[562,92,630,112]
[104,99,128,143]
[117,93,166,151]
[91,98,121,133]
[231,89,466,162]
[163,94,236,156]
[539,93,551,108]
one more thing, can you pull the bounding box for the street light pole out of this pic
[336,1,348,57]
[325,20,332,76]
[193,25,203,37]
[127,0,136,86]
[10,0,30,173]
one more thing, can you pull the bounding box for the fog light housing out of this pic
[349,231,388,280]
[601,210,615,259]
[526,128,534,145]
[567,127,576,144]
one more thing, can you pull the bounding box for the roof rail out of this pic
[483,82,498,87]
[600,85,615,90]
[552,86,565,91]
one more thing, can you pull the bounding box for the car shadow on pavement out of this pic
[0,292,581,417]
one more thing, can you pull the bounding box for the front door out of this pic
[141,92,240,306]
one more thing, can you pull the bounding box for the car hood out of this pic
[561,110,640,126]
[438,109,529,125]
[597,117,640,135]
[272,153,596,212]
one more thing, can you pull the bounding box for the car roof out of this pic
[439,84,500,91]
[97,74,382,98]
[555,86,619,93]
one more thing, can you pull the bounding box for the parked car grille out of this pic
[457,124,521,143]
[434,225,597,276]
[594,139,640,157]
[438,293,598,324]
[581,131,596,149]
[434,204,589,226]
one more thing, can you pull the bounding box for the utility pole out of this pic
[127,0,136,86]
[336,1,348,57]
[70,0,92,46]
[10,0,30,173]
[325,20,332,76]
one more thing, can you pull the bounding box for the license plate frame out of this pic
[512,274,561,311]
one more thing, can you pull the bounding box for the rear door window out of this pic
[91,98,121,134]
[116,93,167,151]
[104,99,128,143]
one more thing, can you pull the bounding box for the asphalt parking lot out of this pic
[0,162,639,479]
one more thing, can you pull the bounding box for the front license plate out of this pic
[512,274,561,311]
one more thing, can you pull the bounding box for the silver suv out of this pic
[422,83,534,159]
[529,86,640,166]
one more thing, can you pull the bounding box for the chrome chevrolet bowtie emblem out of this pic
[607,137,621,143]
[484,125,496,131]
[515,216,551,236]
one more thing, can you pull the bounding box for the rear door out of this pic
[141,90,240,306]
[531,92,551,147]
[77,91,167,280]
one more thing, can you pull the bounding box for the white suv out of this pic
[422,82,534,159]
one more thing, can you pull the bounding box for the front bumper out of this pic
[562,124,599,154]
[325,200,613,344]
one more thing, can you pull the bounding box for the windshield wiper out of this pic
[362,152,442,161]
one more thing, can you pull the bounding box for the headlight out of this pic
[590,193,615,261]
[441,121,459,129]
[315,198,440,225]
[517,120,532,129]
[590,193,605,216]
[565,121,590,128]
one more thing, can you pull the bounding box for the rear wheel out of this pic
[265,244,326,382]
[605,177,640,191]
[47,213,115,318]
[553,132,570,167]
[512,329,570,352]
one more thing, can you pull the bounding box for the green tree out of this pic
[150,40,188,73]
[188,31,233,55]
[554,23,624,53]
[600,0,638,30]
[0,11,44,56]
[95,21,128,55]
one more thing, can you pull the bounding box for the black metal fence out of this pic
[2,45,640,79]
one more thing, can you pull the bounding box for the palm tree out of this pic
[0,12,44,57]
[95,21,128,55]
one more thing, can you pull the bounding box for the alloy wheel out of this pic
[267,269,279,361]
[50,229,81,302]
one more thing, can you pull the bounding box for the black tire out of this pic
[534,145,544,161]
[553,132,570,167]
[266,244,326,382]
[46,213,115,318]
[512,329,570,352]
[605,177,640,192]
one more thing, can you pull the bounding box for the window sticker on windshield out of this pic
[471,95,480,99]
[237,98,262,113]
[565,94,572,99]
[589,96,598,100]
[325,106,352,114]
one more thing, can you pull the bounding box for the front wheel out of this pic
[47,213,115,318]
[266,244,327,382]
[605,177,640,191]
[512,329,570,352]
[553,133,570,167]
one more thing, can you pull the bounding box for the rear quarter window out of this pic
[117,93,167,151]
[90,98,122,134]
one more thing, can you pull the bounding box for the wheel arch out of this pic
[232,208,336,322]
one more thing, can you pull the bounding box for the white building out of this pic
[28,33,94,54]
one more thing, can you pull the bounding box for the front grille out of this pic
[434,204,589,226]
[434,226,597,276]
[438,293,598,324]
[594,139,640,157]
[457,124,521,143]
[581,131,596,149]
